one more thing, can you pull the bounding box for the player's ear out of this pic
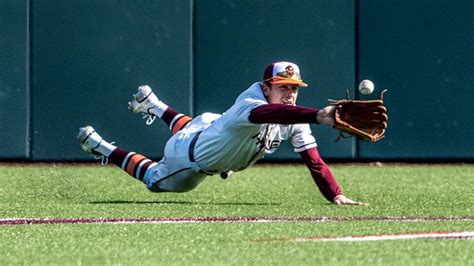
[262,83,270,97]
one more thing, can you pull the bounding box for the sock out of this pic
[148,100,169,118]
[157,106,192,134]
[108,148,157,181]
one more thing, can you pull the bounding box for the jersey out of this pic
[192,82,317,174]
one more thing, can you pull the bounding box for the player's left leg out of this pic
[77,125,157,182]
[128,85,192,134]
[77,125,207,192]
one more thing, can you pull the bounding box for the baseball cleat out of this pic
[77,126,103,155]
[128,85,160,125]
[128,85,160,113]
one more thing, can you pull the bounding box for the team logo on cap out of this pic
[276,65,300,80]
[286,65,294,77]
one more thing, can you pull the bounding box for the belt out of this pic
[188,131,202,163]
[188,131,220,176]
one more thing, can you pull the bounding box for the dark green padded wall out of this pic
[31,0,192,160]
[358,0,474,159]
[2,0,473,161]
[194,0,356,159]
[0,0,29,159]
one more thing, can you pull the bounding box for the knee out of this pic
[147,182,166,193]
[147,182,196,193]
[147,188,163,193]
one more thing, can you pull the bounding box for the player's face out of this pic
[264,84,299,105]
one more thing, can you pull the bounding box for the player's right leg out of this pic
[128,85,192,134]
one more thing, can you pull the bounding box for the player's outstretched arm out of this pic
[250,103,339,126]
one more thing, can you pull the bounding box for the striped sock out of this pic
[161,107,192,134]
[109,148,157,181]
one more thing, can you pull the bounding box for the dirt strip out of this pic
[1,216,473,225]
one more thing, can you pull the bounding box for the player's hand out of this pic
[316,106,335,126]
[333,195,368,206]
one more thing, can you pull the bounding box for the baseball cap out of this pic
[263,61,308,87]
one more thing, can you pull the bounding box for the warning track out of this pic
[1,216,473,225]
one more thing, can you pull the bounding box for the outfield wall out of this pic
[1,0,473,161]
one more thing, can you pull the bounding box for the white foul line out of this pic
[289,231,474,242]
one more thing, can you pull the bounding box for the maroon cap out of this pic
[263,61,308,87]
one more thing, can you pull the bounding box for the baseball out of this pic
[359,80,374,95]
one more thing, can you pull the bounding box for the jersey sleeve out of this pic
[249,104,319,124]
[299,147,342,202]
[290,124,317,152]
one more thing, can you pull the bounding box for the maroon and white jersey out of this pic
[191,82,317,173]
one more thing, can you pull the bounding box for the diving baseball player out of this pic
[78,61,365,205]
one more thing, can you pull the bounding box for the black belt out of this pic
[188,131,221,176]
[188,131,202,163]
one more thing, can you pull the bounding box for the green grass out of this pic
[1,163,473,265]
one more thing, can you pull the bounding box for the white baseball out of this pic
[359,80,374,95]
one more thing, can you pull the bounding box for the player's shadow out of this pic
[89,200,280,206]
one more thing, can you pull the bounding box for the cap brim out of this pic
[270,78,308,87]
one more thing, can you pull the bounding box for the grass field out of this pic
[1,163,473,265]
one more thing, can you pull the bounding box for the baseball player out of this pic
[78,61,366,205]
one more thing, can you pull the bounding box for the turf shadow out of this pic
[89,200,281,206]
[89,200,196,204]
[210,202,281,206]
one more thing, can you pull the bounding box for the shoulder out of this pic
[235,82,268,105]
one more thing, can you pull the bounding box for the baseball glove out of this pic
[329,90,388,142]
